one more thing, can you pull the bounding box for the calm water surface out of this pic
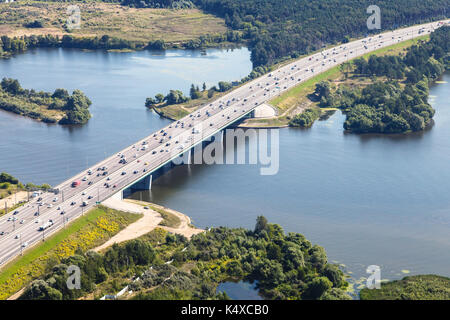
[0,47,252,184]
[1,48,449,290]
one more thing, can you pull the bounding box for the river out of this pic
[0,48,449,292]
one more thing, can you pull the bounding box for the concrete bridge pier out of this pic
[130,174,152,191]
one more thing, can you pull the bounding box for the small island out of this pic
[0,78,92,125]
[290,25,448,134]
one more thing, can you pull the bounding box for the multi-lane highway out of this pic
[0,20,448,267]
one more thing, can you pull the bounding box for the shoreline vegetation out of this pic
[17,215,353,300]
[360,275,450,300]
[0,78,92,124]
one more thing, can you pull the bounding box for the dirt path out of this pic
[0,191,28,209]
[93,198,203,252]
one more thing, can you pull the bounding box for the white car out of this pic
[20,219,25,224]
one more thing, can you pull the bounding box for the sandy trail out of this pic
[0,191,28,210]
[93,198,203,252]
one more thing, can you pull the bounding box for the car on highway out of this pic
[13,210,19,215]
[71,201,76,205]
[72,181,81,187]
[122,171,126,175]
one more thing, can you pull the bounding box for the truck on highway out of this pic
[39,220,53,231]
[72,180,81,187]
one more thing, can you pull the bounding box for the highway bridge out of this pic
[0,20,448,267]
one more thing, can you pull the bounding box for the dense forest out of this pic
[0,78,92,124]
[20,216,350,300]
[190,0,449,66]
[295,25,448,134]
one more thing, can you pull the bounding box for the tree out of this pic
[218,81,232,92]
[303,277,332,299]
[21,280,62,300]
[339,62,352,79]
[314,81,332,101]
[145,97,156,108]
[59,90,92,125]
[254,216,268,234]
[52,88,70,100]
[190,84,201,99]
[155,93,165,103]
[1,78,22,94]
[165,90,189,105]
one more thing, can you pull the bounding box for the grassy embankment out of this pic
[0,1,227,44]
[0,205,142,299]
[149,35,430,127]
[359,275,450,300]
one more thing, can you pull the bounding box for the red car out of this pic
[71,180,81,187]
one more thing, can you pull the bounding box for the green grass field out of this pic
[0,1,227,43]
